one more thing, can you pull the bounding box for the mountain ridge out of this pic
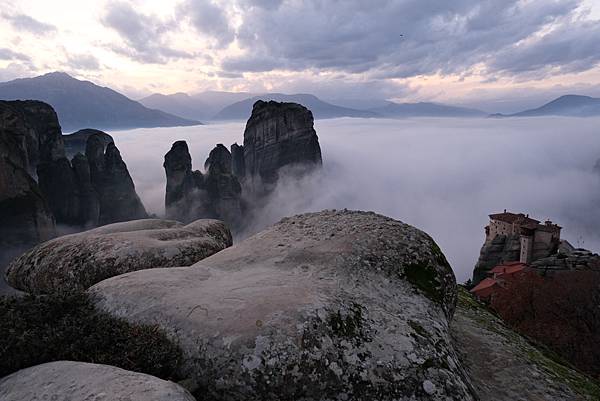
[212,93,378,120]
[0,72,201,132]
[495,94,600,117]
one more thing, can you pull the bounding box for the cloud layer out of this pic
[1,0,600,109]
[1,12,56,35]
[110,116,600,282]
[223,0,599,79]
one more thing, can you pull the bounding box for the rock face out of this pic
[473,234,521,283]
[36,131,145,228]
[164,101,322,231]
[0,101,57,262]
[531,246,600,271]
[0,100,146,242]
[230,142,245,177]
[6,218,232,294]
[62,128,113,159]
[241,100,322,189]
[89,210,472,400]
[0,361,195,401]
[0,100,65,176]
[204,144,243,226]
[164,141,242,227]
[87,140,147,225]
[452,287,600,400]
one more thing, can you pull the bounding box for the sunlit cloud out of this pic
[0,0,598,110]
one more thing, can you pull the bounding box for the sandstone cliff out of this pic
[240,100,322,193]
[87,139,147,225]
[0,101,148,264]
[164,100,322,231]
[472,234,521,283]
[0,101,57,262]
[63,128,113,159]
[164,141,242,226]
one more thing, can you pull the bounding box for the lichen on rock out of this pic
[89,210,472,400]
[5,218,232,294]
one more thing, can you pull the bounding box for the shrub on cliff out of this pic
[0,292,183,379]
[490,270,600,378]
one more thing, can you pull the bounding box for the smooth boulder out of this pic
[90,210,472,400]
[0,361,195,401]
[6,218,232,294]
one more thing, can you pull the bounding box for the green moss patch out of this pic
[405,262,443,304]
[0,292,183,380]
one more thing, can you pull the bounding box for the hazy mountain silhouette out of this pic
[505,95,600,117]
[139,91,253,121]
[0,72,201,131]
[369,101,486,118]
[212,93,378,120]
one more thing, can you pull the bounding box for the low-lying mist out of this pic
[110,117,600,281]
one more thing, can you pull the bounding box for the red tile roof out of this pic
[490,263,526,275]
[470,278,499,293]
[489,212,540,225]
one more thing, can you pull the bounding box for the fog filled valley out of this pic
[109,116,600,282]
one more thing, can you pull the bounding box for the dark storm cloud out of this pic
[101,2,192,63]
[1,13,56,35]
[0,48,29,61]
[221,0,597,80]
[177,0,235,48]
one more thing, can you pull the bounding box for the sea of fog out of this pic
[109,117,600,282]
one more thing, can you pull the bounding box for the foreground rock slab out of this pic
[451,288,600,400]
[0,361,195,401]
[6,218,232,294]
[90,210,473,400]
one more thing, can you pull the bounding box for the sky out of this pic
[1,0,600,112]
[110,117,600,282]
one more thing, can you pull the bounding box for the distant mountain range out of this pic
[139,91,252,121]
[213,93,379,120]
[369,101,486,118]
[143,91,487,121]
[0,72,201,132]
[2,72,599,130]
[493,95,600,118]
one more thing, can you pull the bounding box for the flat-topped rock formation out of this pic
[0,361,195,401]
[238,100,322,192]
[164,100,322,231]
[89,210,467,400]
[6,218,231,294]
